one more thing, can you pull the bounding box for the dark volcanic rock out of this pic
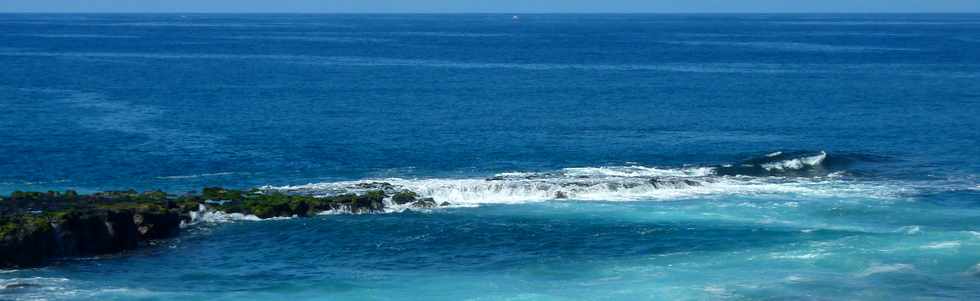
[1,207,182,268]
[0,216,55,268]
[411,198,438,209]
[353,191,386,213]
[392,190,419,205]
[134,209,181,240]
[107,210,140,251]
[56,210,122,255]
[649,178,701,189]
[0,187,397,268]
[353,182,395,193]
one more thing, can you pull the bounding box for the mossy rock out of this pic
[0,186,412,268]
[202,187,244,201]
[411,198,438,209]
[392,190,418,205]
[0,214,57,268]
[288,200,311,217]
[353,191,386,212]
[139,190,168,202]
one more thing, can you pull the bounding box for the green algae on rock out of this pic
[0,187,409,268]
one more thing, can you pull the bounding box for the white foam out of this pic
[762,151,827,171]
[703,285,728,296]
[770,252,826,260]
[0,277,70,288]
[560,166,714,178]
[856,263,915,277]
[194,211,264,223]
[270,164,903,206]
[185,204,265,224]
[897,225,921,235]
[921,241,961,250]
[186,200,421,223]
[784,275,808,283]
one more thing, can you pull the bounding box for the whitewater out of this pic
[2,13,979,301]
[266,154,900,208]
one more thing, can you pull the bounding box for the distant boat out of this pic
[512,15,520,21]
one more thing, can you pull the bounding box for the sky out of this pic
[2,0,980,13]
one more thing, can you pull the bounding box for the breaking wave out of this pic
[715,151,831,176]
[269,151,903,205]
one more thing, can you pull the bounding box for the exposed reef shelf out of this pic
[0,187,440,269]
[0,151,859,269]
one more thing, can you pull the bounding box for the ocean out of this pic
[1,13,979,300]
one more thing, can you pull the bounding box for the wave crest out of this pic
[762,151,828,171]
[715,151,839,176]
[269,151,900,205]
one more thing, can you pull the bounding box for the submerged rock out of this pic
[353,182,395,193]
[649,178,701,189]
[345,190,386,213]
[411,198,438,209]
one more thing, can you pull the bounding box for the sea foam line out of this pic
[762,151,827,171]
[270,167,902,206]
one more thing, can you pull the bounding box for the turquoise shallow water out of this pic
[4,194,980,300]
[1,13,979,300]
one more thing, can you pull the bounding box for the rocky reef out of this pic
[0,187,436,269]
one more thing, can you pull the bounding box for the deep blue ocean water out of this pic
[1,14,979,300]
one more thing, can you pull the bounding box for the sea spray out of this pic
[270,152,904,205]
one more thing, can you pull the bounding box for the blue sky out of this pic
[2,0,979,13]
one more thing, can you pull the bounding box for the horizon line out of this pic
[2,11,980,14]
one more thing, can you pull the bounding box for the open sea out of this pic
[1,13,979,300]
